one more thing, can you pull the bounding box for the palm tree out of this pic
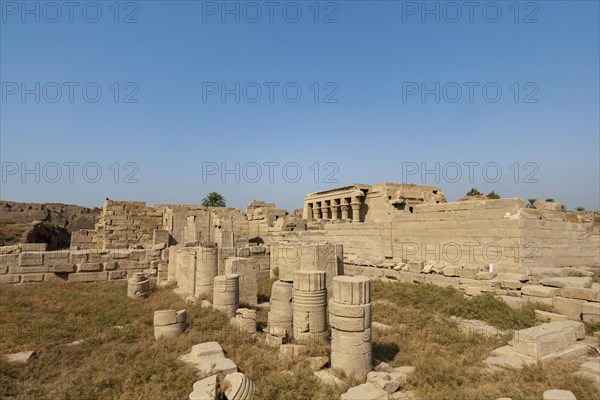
[486,191,500,199]
[576,207,585,212]
[527,198,537,208]
[202,192,226,207]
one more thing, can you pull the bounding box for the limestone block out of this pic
[542,390,576,400]
[76,262,103,272]
[561,284,600,302]
[20,243,47,251]
[389,366,416,385]
[3,351,35,363]
[189,375,218,400]
[580,360,600,375]
[21,273,44,283]
[340,382,388,400]
[443,265,460,277]
[511,321,584,358]
[231,308,257,334]
[314,369,344,387]
[582,301,600,323]
[459,266,478,279]
[552,297,584,320]
[222,372,256,400]
[521,285,561,298]
[366,371,401,393]
[541,277,593,289]
[103,261,118,271]
[67,272,108,282]
[331,329,372,377]
[19,252,44,267]
[406,262,423,273]
[0,254,19,268]
[535,310,569,322]
[109,270,128,280]
[522,295,554,307]
[180,342,238,376]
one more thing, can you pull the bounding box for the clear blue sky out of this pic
[1,0,599,212]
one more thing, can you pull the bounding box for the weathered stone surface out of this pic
[127,272,150,298]
[188,374,218,400]
[340,382,388,400]
[535,310,569,322]
[561,284,600,302]
[180,342,238,376]
[552,297,584,320]
[309,356,329,371]
[154,309,187,339]
[3,351,35,363]
[541,277,593,289]
[521,285,561,298]
[367,371,401,393]
[542,389,577,400]
[314,369,344,387]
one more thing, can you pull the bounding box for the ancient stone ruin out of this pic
[1,182,599,399]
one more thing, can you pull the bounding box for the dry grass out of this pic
[0,278,598,400]
[0,220,27,246]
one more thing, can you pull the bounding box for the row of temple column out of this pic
[306,196,363,222]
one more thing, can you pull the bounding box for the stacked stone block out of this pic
[292,271,328,341]
[330,275,372,378]
[127,272,150,298]
[213,274,239,317]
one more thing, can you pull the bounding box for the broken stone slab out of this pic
[154,309,187,339]
[189,375,218,400]
[389,392,417,400]
[313,369,344,387]
[3,350,35,363]
[388,366,416,385]
[367,371,401,393]
[522,285,562,298]
[180,342,238,376]
[552,297,584,320]
[580,360,600,375]
[542,389,577,400]
[541,277,593,289]
[340,382,388,400]
[222,372,256,400]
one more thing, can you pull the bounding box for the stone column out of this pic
[312,204,321,220]
[304,203,313,220]
[213,274,239,317]
[340,203,349,220]
[194,244,218,297]
[330,275,372,378]
[128,272,150,298]
[266,280,294,345]
[292,271,328,341]
[330,202,339,220]
[350,199,362,223]
[322,203,330,220]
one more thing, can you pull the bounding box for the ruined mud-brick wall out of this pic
[270,198,599,273]
[0,243,166,284]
